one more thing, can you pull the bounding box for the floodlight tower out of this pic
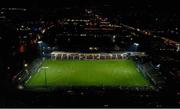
[42,66,49,88]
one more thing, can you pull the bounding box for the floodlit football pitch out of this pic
[25,59,151,88]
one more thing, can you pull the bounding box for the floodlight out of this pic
[37,41,43,44]
[134,43,139,46]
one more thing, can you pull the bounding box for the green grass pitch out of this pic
[25,59,150,88]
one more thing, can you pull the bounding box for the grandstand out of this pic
[51,51,125,60]
[50,51,146,60]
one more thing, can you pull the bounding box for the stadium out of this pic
[2,5,179,107]
[10,9,166,106]
[24,52,152,89]
[14,51,162,106]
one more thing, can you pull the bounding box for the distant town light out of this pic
[38,41,43,44]
[137,28,140,31]
[41,29,46,34]
[7,66,10,70]
[94,47,98,50]
[23,36,28,39]
[17,85,24,90]
[18,77,21,80]
[141,52,145,55]
[80,34,86,36]
[89,47,93,50]
[113,35,116,39]
[155,18,158,21]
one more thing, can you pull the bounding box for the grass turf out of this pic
[25,59,150,88]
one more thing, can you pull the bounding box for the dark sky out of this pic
[1,0,179,11]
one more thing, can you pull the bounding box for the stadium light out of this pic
[156,64,160,68]
[37,41,43,44]
[134,43,139,46]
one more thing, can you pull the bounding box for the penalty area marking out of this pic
[37,66,49,72]
[38,67,42,72]
[136,68,140,72]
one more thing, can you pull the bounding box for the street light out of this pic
[24,63,28,67]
